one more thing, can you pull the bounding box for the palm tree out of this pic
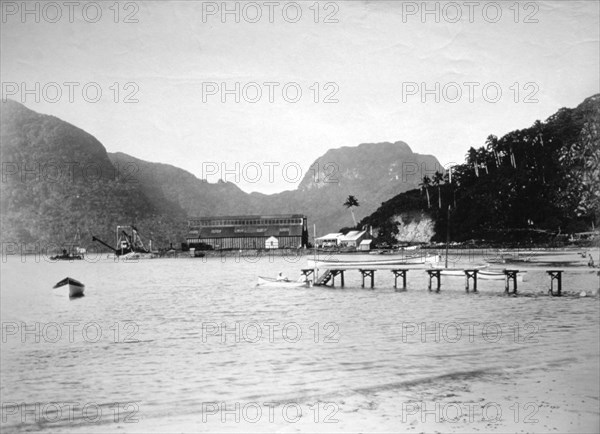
[419,176,431,208]
[433,171,444,209]
[444,171,457,209]
[466,147,479,177]
[343,195,360,227]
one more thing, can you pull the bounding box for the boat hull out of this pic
[257,276,311,288]
[68,283,85,297]
[479,271,526,282]
[53,277,85,297]
[120,252,155,260]
[307,256,429,268]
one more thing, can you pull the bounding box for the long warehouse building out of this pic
[186,214,308,250]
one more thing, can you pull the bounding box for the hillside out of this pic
[361,94,600,244]
[0,101,191,248]
[109,141,440,235]
[0,100,442,247]
[246,141,441,233]
[107,152,252,217]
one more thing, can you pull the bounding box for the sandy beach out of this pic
[50,357,599,433]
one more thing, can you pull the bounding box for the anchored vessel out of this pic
[92,225,153,258]
[53,277,85,297]
[51,228,85,260]
[257,276,312,288]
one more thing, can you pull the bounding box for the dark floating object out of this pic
[53,277,85,298]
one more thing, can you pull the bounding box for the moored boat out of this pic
[479,270,527,282]
[257,276,312,288]
[436,265,489,276]
[53,277,85,297]
[307,255,431,268]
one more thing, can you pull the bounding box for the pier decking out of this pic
[307,265,589,296]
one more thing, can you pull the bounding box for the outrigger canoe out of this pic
[257,276,312,288]
[307,255,432,268]
[479,270,526,281]
[53,277,85,297]
[436,267,525,281]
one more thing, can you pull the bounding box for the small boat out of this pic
[479,270,527,282]
[50,250,84,261]
[307,255,430,268]
[53,277,85,297]
[257,276,312,288]
[437,265,489,276]
[120,252,155,260]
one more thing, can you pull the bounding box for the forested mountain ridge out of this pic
[0,100,441,247]
[0,100,184,248]
[361,94,600,244]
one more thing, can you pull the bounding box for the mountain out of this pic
[360,94,600,244]
[0,100,151,246]
[107,152,253,217]
[248,141,441,233]
[0,99,439,247]
[109,142,441,235]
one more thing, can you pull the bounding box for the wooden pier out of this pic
[309,265,577,296]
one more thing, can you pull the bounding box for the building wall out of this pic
[186,215,308,250]
[188,236,302,250]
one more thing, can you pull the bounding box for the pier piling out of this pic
[359,269,375,289]
[391,269,408,290]
[504,269,519,295]
[464,269,479,293]
[547,270,563,296]
[426,269,442,292]
[329,269,345,287]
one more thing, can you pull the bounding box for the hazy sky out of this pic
[2,0,599,193]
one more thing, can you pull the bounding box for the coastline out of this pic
[47,358,599,433]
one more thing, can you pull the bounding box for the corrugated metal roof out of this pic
[315,233,343,240]
[340,230,366,241]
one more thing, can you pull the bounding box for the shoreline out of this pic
[42,359,599,433]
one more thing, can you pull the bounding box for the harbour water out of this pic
[1,252,599,432]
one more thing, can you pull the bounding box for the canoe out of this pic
[257,276,311,288]
[53,277,85,297]
[437,265,489,276]
[307,256,430,268]
[479,270,526,282]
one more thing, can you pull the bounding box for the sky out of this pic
[1,0,599,194]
